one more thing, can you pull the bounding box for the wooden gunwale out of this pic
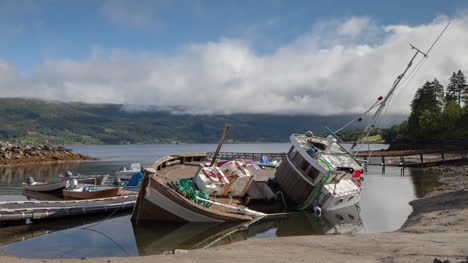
[63,187,122,200]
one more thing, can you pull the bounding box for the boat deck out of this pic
[0,195,137,222]
[157,163,276,210]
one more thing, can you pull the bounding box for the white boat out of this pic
[275,132,363,211]
[23,180,68,192]
[115,163,141,181]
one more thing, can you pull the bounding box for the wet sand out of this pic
[1,163,467,263]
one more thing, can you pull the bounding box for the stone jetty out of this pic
[0,144,95,166]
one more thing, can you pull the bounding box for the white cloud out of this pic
[1,15,467,115]
[337,17,373,37]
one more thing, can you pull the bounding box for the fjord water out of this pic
[0,144,439,258]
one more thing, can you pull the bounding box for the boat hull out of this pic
[63,187,122,199]
[23,180,67,192]
[132,174,253,223]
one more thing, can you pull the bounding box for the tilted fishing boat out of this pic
[131,152,283,223]
[275,132,363,211]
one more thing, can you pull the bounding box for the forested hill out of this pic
[0,98,406,144]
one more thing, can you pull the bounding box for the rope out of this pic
[318,158,333,184]
[275,191,288,210]
[168,178,211,208]
[296,159,333,211]
[81,199,124,230]
[296,185,320,211]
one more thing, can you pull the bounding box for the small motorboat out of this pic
[23,172,109,192]
[63,186,123,200]
[115,163,141,181]
[68,174,109,186]
[22,178,68,192]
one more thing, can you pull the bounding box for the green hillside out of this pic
[0,98,405,144]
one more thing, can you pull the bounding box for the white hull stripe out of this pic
[145,186,223,223]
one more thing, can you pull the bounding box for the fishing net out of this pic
[168,178,211,208]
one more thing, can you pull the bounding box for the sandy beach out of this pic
[1,162,467,263]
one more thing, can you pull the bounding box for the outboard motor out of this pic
[114,176,122,186]
[65,170,73,178]
[26,176,35,185]
[66,178,78,189]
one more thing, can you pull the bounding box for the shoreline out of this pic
[1,163,467,262]
[0,144,96,167]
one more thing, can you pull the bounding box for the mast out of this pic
[349,22,450,152]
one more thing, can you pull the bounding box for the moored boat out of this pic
[63,186,123,199]
[115,163,141,181]
[22,179,68,192]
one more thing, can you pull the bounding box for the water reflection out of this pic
[0,162,81,185]
[133,205,363,256]
[409,168,442,198]
[0,212,131,247]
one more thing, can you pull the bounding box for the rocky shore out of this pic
[1,163,467,263]
[0,144,95,166]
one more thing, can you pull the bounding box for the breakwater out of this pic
[0,144,95,166]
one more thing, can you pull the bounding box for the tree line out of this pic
[382,70,468,144]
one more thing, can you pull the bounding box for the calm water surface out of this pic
[0,144,439,258]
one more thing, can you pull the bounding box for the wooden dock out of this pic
[0,195,137,222]
[354,149,468,167]
[208,150,468,167]
[207,152,286,161]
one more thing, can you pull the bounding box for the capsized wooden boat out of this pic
[22,180,68,192]
[63,186,123,200]
[132,153,281,224]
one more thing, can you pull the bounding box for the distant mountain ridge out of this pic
[0,98,407,144]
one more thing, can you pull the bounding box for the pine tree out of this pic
[408,79,445,138]
[446,70,467,107]
[456,70,466,106]
[446,72,458,104]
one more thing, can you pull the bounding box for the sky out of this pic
[1,0,468,115]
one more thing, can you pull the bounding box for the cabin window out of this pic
[299,159,309,172]
[309,142,326,151]
[305,165,320,181]
[288,147,297,159]
[292,152,303,167]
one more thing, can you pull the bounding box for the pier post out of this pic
[364,156,368,172]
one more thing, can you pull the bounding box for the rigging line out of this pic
[394,56,426,90]
[82,228,130,257]
[81,202,123,230]
[426,21,451,55]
